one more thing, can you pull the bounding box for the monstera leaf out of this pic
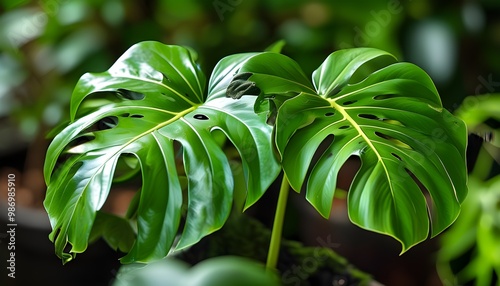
[234,48,468,252]
[43,41,280,263]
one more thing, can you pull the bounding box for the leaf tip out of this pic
[264,40,286,53]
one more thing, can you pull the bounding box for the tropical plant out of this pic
[43,42,281,264]
[43,41,468,276]
[437,94,500,286]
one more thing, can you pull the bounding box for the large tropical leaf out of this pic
[43,41,280,263]
[438,94,500,286]
[235,48,468,252]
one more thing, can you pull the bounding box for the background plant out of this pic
[437,94,500,286]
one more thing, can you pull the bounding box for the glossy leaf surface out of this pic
[43,42,280,263]
[239,48,468,252]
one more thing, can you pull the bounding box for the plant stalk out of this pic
[266,174,290,270]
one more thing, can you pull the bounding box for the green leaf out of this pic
[43,41,280,263]
[437,95,500,286]
[230,52,315,123]
[90,212,135,253]
[455,93,500,148]
[241,48,468,252]
[455,94,500,127]
[113,256,281,286]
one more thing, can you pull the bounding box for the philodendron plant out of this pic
[44,41,468,272]
[437,94,500,286]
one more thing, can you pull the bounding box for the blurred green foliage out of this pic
[1,0,499,155]
[437,94,500,286]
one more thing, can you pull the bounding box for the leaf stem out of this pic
[266,173,290,270]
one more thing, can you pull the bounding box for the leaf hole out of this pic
[98,116,118,130]
[337,156,361,190]
[484,117,500,129]
[358,114,379,120]
[67,134,95,150]
[130,114,144,118]
[391,153,402,161]
[339,125,350,130]
[194,114,209,120]
[375,132,413,150]
[117,89,145,100]
[341,100,357,106]
[405,168,433,225]
[325,112,335,117]
[375,132,392,140]
[373,94,397,100]
[63,240,72,254]
[76,134,95,142]
[111,153,141,184]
